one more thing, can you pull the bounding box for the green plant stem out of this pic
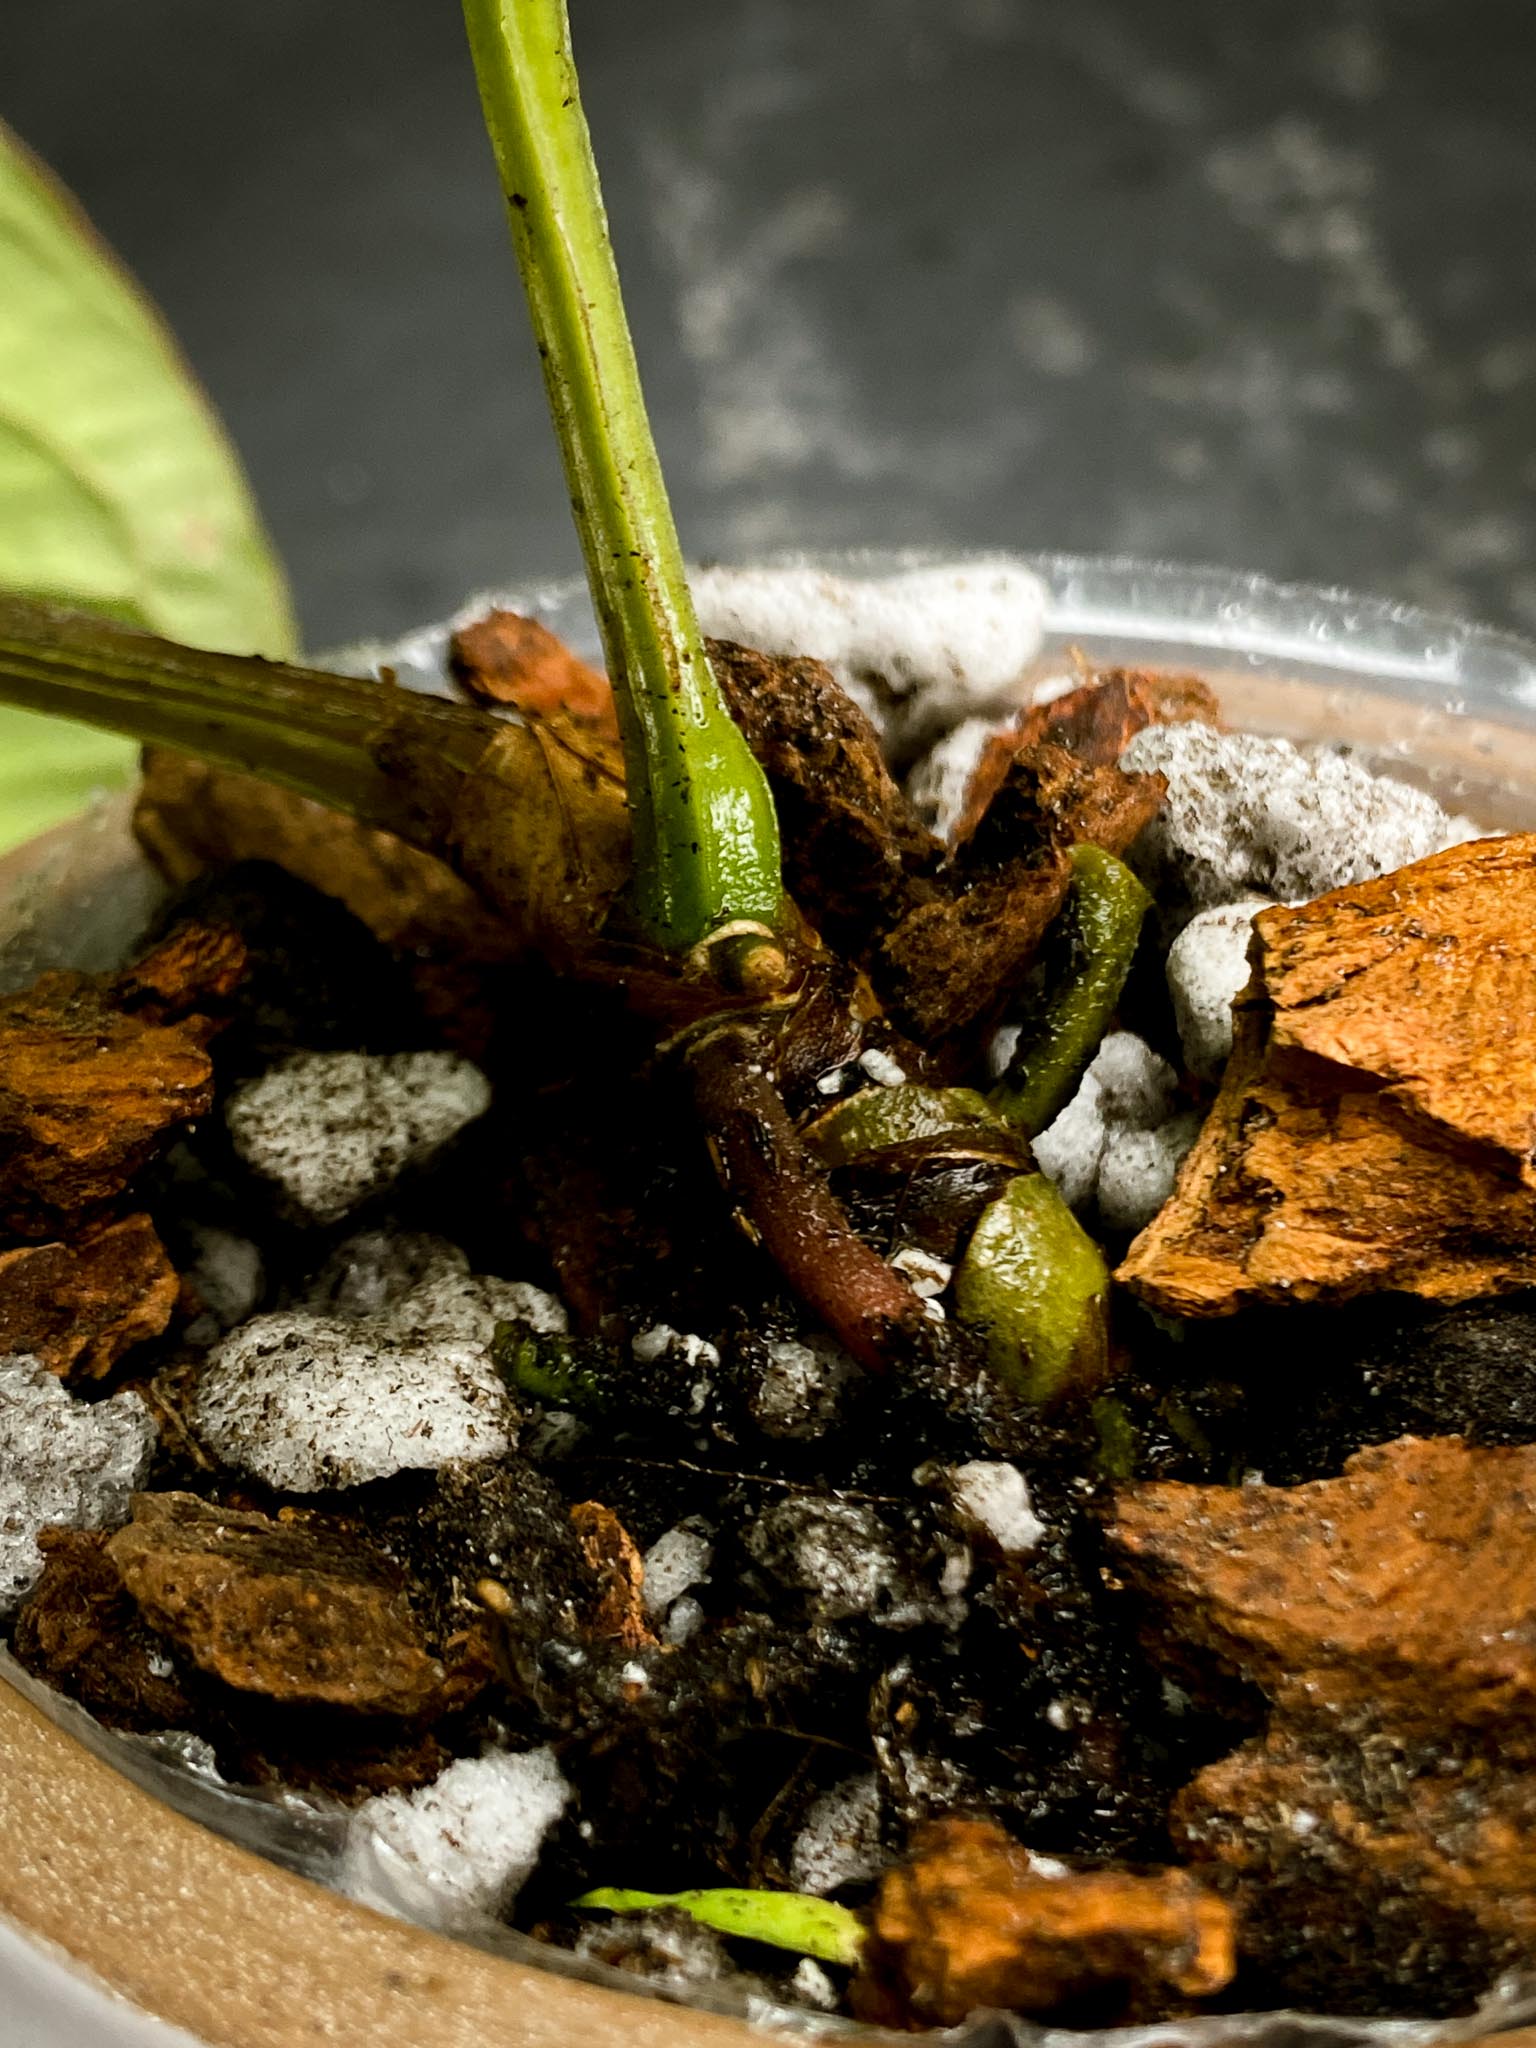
[461,0,784,965]
[0,593,487,832]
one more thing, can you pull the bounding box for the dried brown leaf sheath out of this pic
[138,705,632,973]
[1119,834,1536,1316]
[880,745,1162,1043]
[136,749,520,964]
[133,628,1165,1047]
[709,638,943,937]
[954,667,1219,843]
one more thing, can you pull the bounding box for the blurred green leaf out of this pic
[573,1884,864,1965]
[0,120,295,849]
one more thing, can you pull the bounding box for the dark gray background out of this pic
[5,0,1534,650]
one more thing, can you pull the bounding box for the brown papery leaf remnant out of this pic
[955,667,1220,842]
[709,638,944,939]
[712,640,1166,1041]
[570,1500,656,1650]
[881,745,1163,1043]
[852,1815,1235,2029]
[136,698,633,975]
[449,607,618,736]
[968,743,1166,864]
[1119,834,1536,1317]
[1110,1436,1536,2011]
[0,1213,178,1381]
[134,634,1164,1044]
[107,1492,461,1718]
[135,752,519,967]
[876,845,1072,1046]
[0,964,216,1239]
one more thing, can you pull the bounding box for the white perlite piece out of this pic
[907,715,1003,841]
[906,671,1084,841]
[181,1224,265,1348]
[0,1354,156,1615]
[1034,1032,1202,1235]
[789,1959,840,2012]
[304,1231,568,1340]
[482,1278,568,1336]
[943,1461,1046,1555]
[889,1247,952,1298]
[746,1498,964,1631]
[662,1594,705,1647]
[1096,1114,1205,1235]
[1165,897,1272,1081]
[225,1049,492,1225]
[630,1324,720,1370]
[749,1333,859,1440]
[1028,1068,1105,1211]
[194,1248,525,1490]
[342,1748,570,1934]
[305,1229,467,1318]
[1092,1029,1178,1128]
[642,1522,714,1617]
[1120,722,1476,914]
[858,1046,908,1088]
[747,1499,898,1622]
[789,1774,887,1896]
[691,563,1048,747]
[573,1911,762,1996]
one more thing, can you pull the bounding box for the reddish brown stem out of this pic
[686,1023,928,1375]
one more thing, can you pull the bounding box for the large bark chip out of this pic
[1119,835,1536,1315]
[1110,1435,1536,1727]
[0,1213,179,1381]
[1169,1721,1536,2014]
[11,1526,197,1731]
[853,1815,1234,2027]
[1110,1437,1536,2011]
[0,969,214,1237]
[107,1491,458,1718]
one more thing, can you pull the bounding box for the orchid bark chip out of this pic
[1120,833,1536,1315]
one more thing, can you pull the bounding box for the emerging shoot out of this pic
[461,0,787,978]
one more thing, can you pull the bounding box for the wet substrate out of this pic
[10,856,1536,2027]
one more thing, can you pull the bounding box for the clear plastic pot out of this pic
[4,555,1536,2048]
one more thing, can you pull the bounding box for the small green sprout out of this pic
[572,1885,864,1966]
